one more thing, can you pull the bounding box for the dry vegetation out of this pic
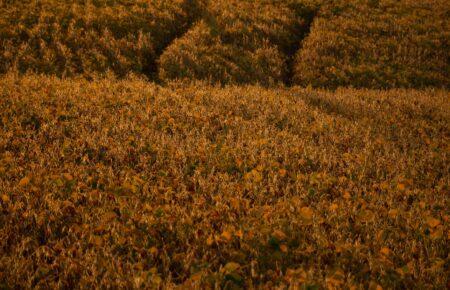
[1,0,448,88]
[293,0,450,89]
[0,74,448,288]
[0,0,204,78]
[0,0,449,288]
[158,0,318,85]
[158,21,287,86]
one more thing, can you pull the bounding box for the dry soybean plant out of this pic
[0,74,448,288]
[293,0,450,89]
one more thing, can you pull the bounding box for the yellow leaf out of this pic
[230,198,240,210]
[380,182,389,190]
[117,236,127,245]
[134,277,144,288]
[94,225,106,235]
[388,209,398,218]
[280,244,288,253]
[91,235,103,246]
[376,230,384,241]
[426,217,440,228]
[63,173,73,181]
[395,267,405,276]
[18,177,30,187]
[329,203,338,211]
[278,169,287,177]
[221,230,232,241]
[430,228,443,239]
[188,271,204,283]
[343,191,351,199]
[272,229,287,241]
[253,171,262,182]
[380,247,390,256]
[300,207,314,220]
[235,229,244,239]
[122,181,138,194]
[143,203,152,212]
[1,194,10,203]
[397,183,405,191]
[206,236,214,246]
[222,262,240,274]
[150,247,158,255]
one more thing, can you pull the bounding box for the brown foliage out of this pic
[0,74,448,288]
[293,0,450,89]
[0,0,448,88]
[158,0,318,85]
[158,21,287,86]
[0,0,203,77]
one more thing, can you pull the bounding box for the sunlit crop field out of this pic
[293,0,449,89]
[158,0,318,85]
[0,75,448,288]
[2,0,447,88]
[0,0,204,78]
[0,0,449,288]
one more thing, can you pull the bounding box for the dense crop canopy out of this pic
[293,0,450,88]
[158,0,318,85]
[0,0,203,77]
[0,75,448,288]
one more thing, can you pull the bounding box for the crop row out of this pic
[293,0,450,88]
[0,0,205,77]
[0,0,448,88]
[158,0,318,85]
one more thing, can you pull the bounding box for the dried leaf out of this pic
[426,217,440,228]
[18,177,30,187]
[300,207,314,220]
[222,262,240,274]
[221,230,232,241]
[343,191,351,199]
[272,230,287,241]
[1,194,10,203]
[380,247,390,256]
[206,236,214,246]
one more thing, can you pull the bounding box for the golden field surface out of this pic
[293,0,450,89]
[158,0,318,85]
[1,0,448,88]
[0,0,205,78]
[0,0,449,288]
[0,75,448,288]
